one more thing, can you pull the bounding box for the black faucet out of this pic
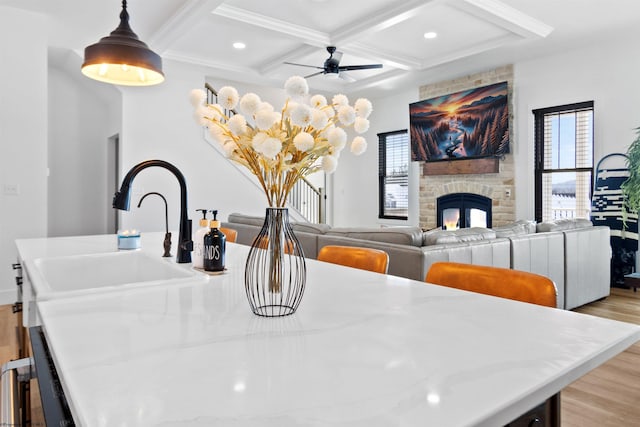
[113,160,193,263]
[137,192,172,258]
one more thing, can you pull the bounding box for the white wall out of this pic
[336,28,640,228]
[48,62,121,237]
[514,27,640,220]
[331,87,419,227]
[118,60,272,236]
[0,7,48,304]
[205,76,328,198]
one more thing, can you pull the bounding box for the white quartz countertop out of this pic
[16,232,207,326]
[16,232,171,261]
[32,237,640,427]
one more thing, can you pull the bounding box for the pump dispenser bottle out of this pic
[193,209,210,269]
[203,210,226,272]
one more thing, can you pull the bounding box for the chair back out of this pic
[317,245,389,274]
[219,227,237,243]
[425,262,557,308]
[252,236,295,254]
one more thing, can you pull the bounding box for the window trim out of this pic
[378,129,409,220]
[533,101,594,222]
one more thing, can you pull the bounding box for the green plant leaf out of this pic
[620,127,640,226]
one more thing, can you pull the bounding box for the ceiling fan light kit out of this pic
[81,0,164,86]
[285,46,382,80]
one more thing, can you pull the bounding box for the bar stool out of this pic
[425,262,557,308]
[317,245,389,274]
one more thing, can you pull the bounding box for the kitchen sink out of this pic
[28,251,208,299]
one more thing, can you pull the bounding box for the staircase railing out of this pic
[204,83,325,223]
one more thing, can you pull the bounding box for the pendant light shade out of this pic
[82,0,164,86]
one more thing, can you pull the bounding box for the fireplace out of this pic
[437,193,492,230]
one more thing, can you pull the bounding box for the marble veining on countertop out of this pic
[33,240,640,427]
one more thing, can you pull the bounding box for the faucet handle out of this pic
[181,239,194,252]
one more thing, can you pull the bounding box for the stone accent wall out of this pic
[418,65,515,230]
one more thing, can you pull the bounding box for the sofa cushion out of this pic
[327,227,424,247]
[227,212,265,227]
[291,222,331,234]
[422,228,460,246]
[536,218,593,232]
[493,220,537,238]
[227,212,330,234]
[422,227,496,246]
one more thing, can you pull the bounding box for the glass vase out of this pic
[245,208,306,317]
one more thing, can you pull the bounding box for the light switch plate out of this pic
[3,184,20,195]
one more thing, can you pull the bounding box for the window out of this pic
[379,130,409,220]
[533,102,594,222]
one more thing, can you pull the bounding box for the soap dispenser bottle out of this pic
[203,210,226,272]
[193,209,209,269]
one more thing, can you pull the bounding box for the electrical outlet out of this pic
[3,184,20,195]
[505,189,511,198]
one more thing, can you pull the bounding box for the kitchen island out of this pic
[16,234,640,426]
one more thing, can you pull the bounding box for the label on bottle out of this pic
[203,232,225,271]
[193,229,208,269]
[194,241,204,268]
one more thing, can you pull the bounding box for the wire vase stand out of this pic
[245,208,306,317]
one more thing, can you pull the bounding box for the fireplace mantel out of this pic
[418,65,515,230]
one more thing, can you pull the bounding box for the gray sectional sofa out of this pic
[222,214,611,310]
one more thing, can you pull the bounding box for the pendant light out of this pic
[81,0,164,86]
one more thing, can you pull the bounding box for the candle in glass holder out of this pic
[118,229,141,250]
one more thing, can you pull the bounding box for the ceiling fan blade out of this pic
[284,62,324,70]
[333,50,343,64]
[304,71,325,78]
[339,64,383,71]
[339,72,356,83]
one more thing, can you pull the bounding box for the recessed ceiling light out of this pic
[233,42,246,49]
[424,32,438,39]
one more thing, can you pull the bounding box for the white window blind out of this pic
[378,130,409,219]
[534,102,594,222]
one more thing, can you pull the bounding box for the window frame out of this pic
[533,101,594,222]
[378,129,409,220]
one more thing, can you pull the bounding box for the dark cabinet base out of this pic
[29,326,75,426]
[505,393,560,427]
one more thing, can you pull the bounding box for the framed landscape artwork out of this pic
[410,81,509,162]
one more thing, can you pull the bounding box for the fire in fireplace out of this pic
[437,193,492,230]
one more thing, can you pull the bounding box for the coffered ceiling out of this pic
[2,0,638,96]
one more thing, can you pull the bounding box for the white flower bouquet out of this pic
[190,76,371,207]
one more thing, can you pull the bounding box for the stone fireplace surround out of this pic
[418,65,515,230]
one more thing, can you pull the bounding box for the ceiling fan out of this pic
[284,46,382,80]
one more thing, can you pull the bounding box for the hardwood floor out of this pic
[563,287,640,426]
[0,304,19,364]
[1,289,639,425]
[0,304,44,426]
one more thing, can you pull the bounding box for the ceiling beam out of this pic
[150,0,226,53]
[419,33,520,69]
[331,0,438,46]
[212,4,330,46]
[258,44,320,75]
[455,0,554,39]
[345,69,408,93]
[344,42,421,71]
[162,50,254,75]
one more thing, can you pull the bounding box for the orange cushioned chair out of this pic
[317,245,389,274]
[425,262,557,308]
[253,237,295,254]
[219,227,237,243]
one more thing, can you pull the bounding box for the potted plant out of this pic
[621,127,640,221]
